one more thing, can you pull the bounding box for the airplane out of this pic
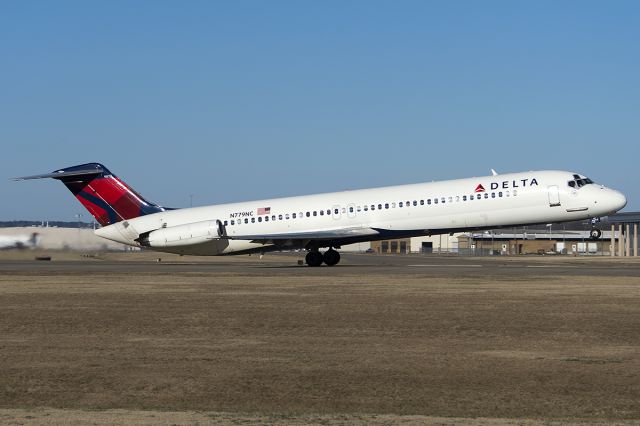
[14,163,626,266]
[0,232,39,250]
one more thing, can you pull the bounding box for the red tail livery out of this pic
[15,163,165,226]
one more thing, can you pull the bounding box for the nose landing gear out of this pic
[305,248,341,267]
[590,228,602,240]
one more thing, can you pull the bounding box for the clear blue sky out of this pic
[1,1,638,221]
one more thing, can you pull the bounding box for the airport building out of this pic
[0,226,130,251]
[370,234,459,254]
[371,212,640,256]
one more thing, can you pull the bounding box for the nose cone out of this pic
[609,190,627,212]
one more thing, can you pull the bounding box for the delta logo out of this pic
[473,178,539,193]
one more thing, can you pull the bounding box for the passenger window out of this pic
[292,213,296,219]
[441,197,445,203]
[320,210,324,216]
[258,217,262,222]
[406,201,410,206]
[462,196,467,201]
[272,215,276,221]
[513,189,517,196]
[434,198,438,204]
[244,218,249,224]
[279,214,283,220]
[491,193,496,198]
[285,214,290,219]
[306,212,310,217]
[378,204,382,210]
[447,197,452,203]
[384,203,389,209]
[357,206,361,212]
[371,205,376,211]
[484,193,489,199]
[326,209,331,215]
[313,211,317,216]
[413,201,417,206]
[364,205,369,211]
[498,192,503,197]
[334,208,339,214]
[299,212,303,218]
[399,202,403,207]
[349,207,354,213]
[392,202,396,208]
[455,196,460,202]
[231,220,235,225]
[427,199,431,205]
[264,216,268,222]
[224,220,228,226]
[420,200,424,205]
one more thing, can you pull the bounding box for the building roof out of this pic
[606,211,640,223]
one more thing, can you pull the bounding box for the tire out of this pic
[323,249,341,266]
[590,228,602,240]
[305,251,323,267]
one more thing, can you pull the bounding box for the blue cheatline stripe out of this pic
[140,203,164,215]
[77,191,120,224]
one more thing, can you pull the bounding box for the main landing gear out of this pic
[590,228,602,240]
[305,248,341,267]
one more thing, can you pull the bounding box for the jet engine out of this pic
[137,220,225,248]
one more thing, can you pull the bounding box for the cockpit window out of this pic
[568,176,594,189]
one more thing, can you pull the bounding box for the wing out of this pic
[225,227,380,245]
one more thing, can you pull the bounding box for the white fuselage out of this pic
[0,233,39,250]
[95,170,627,255]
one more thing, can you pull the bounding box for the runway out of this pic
[0,251,639,424]
[1,251,639,277]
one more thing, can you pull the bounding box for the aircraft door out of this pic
[332,205,341,220]
[548,185,561,207]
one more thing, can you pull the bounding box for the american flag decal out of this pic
[257,207,271,215]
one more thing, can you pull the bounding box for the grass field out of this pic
[0,251,638,424]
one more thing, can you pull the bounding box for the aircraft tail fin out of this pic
[14,163,165,226]
[29,232,39,246]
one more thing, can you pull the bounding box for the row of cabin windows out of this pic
[222,190,518,226]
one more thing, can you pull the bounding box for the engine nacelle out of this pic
[138,220,224,248]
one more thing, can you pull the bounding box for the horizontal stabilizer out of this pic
[13,164,106,181]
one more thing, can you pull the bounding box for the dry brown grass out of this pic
[0,258,638,424]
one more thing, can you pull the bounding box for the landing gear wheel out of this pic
[323,249,341,266]
[590,228,602,240]
[305,251,323,267]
